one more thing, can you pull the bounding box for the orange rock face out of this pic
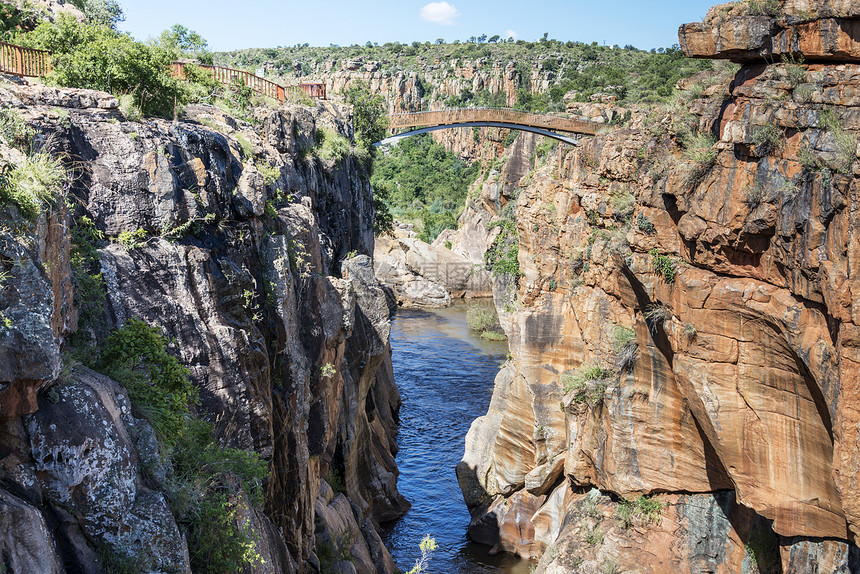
[680,1,860,62]
[458,2,860,571]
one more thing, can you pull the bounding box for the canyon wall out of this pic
[457,2,860,572]
[0,82,404,573]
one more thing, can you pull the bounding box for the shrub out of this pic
[118,94,142,122]
[95,318,268,573]
[235,134,255,159]
[325,468,347,495]
[315,128,350,163]
[645,303,672,326]
[20,15,187,117]
[116,228,147,251]
[0,150,68,221]
[636,213,655,234]
[98,318,197,447]
[70,215,107,331]
[751,124,784,156]
[782,54,806,86]
[466,306,506,340]
[819,109,857,175]
[617,495,663,528]
[649,249,677,282]
[743,525,781,574]
[182,491,262,574]
[611,189,634,221]
[743,183,766,209]
[743,0,782,16]
[682,132,717,186]
[561,365,611,405]
[170,418,268,507]
[257,163,280,186]
[585,526,604,545]
[485,206,520,277]
[342,79,388,149]
[793,83,816,103]
[0,108,34,150]
[611,326,637,372]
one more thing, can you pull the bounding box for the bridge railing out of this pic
[0,41,51,78]
[169,62,326,102]
[387,107,600,135]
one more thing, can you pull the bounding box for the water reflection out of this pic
[381,301,533,573]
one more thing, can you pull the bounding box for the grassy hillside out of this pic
[217,40,714,109]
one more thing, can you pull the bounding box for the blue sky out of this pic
[118,0,718,52]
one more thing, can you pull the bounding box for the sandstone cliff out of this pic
[0,82,405,573]
[457,2,860,572]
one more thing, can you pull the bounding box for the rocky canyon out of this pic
[447,2,860,573]
[3,0,860,573]
[0,80,406,572]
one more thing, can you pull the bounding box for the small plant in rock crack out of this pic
[636,213,655,234]
[617,495,664,529]
[321,363,336,378]
[649,249,677,282]
[116,228,147,251]
[611,325,638,372]
[561,365,612,406]
[743,182,766,209]
[584,525,604,545]
[682,323,697,341]
[819,109,858,175]
[751,124,784,157]
[645,303,672,327]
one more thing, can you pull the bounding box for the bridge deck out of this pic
[387,108,601,135]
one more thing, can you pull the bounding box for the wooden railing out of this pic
[170,62,326,102]
[387,107,601,135]
[0,41,51,78]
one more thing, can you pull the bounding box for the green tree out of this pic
[69,0,124,28]
[342,79,388,149]
[19,15,186,117]
[159,23,212,64]
[0,1,39,41]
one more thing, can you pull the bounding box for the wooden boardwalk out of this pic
[387,108,601,136]
[169,62,326,101]
[0,41,51,78]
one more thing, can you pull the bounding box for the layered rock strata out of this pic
[458,2,860,572]
[0,82,405,573]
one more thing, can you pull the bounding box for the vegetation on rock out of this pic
[219,41,714,109]
[466,305,506,341]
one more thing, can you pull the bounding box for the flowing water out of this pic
[380,301,533,574]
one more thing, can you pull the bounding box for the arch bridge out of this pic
[379,108,602,146]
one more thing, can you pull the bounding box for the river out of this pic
[380,301,533,574]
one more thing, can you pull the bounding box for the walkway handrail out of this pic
[387,107,601,135]
[0,41,51,78]
[170,61,326,102]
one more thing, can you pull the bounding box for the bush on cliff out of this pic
[17,15,186,117]
[99,318,197,446]
[484,202,520,278]
[0,113,69,223]
[342,79,388,150]
[95,318,269,573]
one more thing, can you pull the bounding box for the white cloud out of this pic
[504,29,517,40]
[420,2,459,26]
